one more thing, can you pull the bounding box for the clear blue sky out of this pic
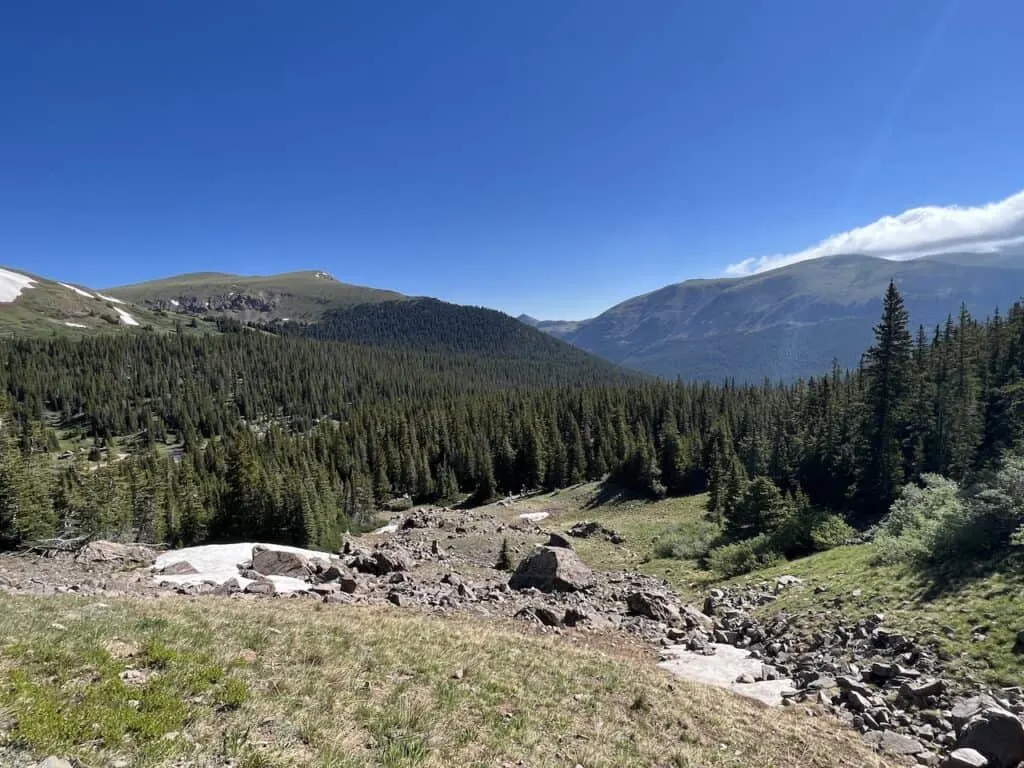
[2,1,1023,319]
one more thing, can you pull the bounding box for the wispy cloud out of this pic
[725,188,1024,277]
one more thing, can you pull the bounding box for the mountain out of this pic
[534,252,1024,381]
[0,265,180,335]
[107,270,403,322]
[288,297,638,381]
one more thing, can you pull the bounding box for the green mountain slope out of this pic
[107,270,403,321]
[0,265,185,336]
[289,297,639,379]
[537,252,1024,380]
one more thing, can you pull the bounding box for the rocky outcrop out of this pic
[508,546,593,592]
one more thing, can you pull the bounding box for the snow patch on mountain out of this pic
[113,306,140,326]
[58,282,94,298]
[0,268,35,303]
[96,293,125,304]
[170,299,180,307]
[64,322,88,328]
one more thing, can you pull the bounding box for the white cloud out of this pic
[725,188,1024,277]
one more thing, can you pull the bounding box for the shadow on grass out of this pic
[918,552,1022,601]
[582,479,647,510]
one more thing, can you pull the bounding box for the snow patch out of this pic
[519,512,550,523]
[64,322,88,328]
[153,542,329,594]
[96,292,125,304]
[658,643,794,707]
[170,299,180,307]
[58,282,94,298]
[112,306,139,326]
[0,268,35,303]
[373,521,400,535]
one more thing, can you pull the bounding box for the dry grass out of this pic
[0,592,893,768]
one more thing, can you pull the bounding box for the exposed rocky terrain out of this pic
[2,505,1022,768]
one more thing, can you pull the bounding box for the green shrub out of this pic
[809,514,856,552]
[706,534,781,578]
[652,518,720,561]
[874,474,963,566]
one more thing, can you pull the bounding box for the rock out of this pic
[373,548,414,574]
[1013,629,1024,655]
[37,759,73,768]
[508,546,593,592]
[680,604,714,631]
[159,560,199,575]
[952,695,1004,732]
[337,575,359,594]
[626,591,681,624]
[244,580,276,595]
[957,707,1024,768]
[735,673,755,684]
[534,606,563,627]
[545,532,574,549]
[251,546,311,579]
[76,540,155,564]
[863,729,926,756]
[901,679,946,703]
[845,690,872,712]
[213,577,243,596]
[943,749,989,768]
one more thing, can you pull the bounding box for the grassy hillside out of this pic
[0,266,191,337]
[541,253,1024,381]
[0,593,891,768]
[497,482,1023,688]
[108,270,404,322]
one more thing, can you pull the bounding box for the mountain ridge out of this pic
[530,251,1024,380]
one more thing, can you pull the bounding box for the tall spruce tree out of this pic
[856,281,913,519]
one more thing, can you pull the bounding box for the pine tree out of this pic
[856,281,914,519]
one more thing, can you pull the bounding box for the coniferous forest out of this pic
[1,283,1023,565]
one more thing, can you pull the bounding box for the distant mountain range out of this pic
[522,252,1024,381]
[6,252,1023,382]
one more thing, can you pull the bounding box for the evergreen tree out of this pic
[856,281,913,519]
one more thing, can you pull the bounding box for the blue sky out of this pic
[2,1,1023,319]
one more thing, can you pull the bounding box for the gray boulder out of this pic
[159,560,199,576]
[508,546,593,592]
[943,748,989,768]
[626,591,680,624]
[952,695,1004,732]
[863,729,925,756]
[957,707,1024,768]
[251,546,311,579]
[37,759,73,768]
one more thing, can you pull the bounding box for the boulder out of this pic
[952,695,1004,732]
[37,758,73,768]
[943,749,989,768]
[957,707,1024,768]
[626,591,681,624]
[373,548,413,574]
[508,546,593,592]
[545,532,574,549]
[160,560,198,576]
[863,729,925,756]
[251,546,311,579]
[1014,629,1024,655]
[243,580,276,595]
[76,540,155,564]
[534,606,563,627]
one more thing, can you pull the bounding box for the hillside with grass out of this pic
[0,266,190,336]
[107,270,404,322]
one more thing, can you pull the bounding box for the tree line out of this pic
[1,283,1022,554]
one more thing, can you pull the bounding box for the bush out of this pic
[706,534,781,578]
[809,514,857,552]
[651,518,720,561]
[874,474,963,566]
